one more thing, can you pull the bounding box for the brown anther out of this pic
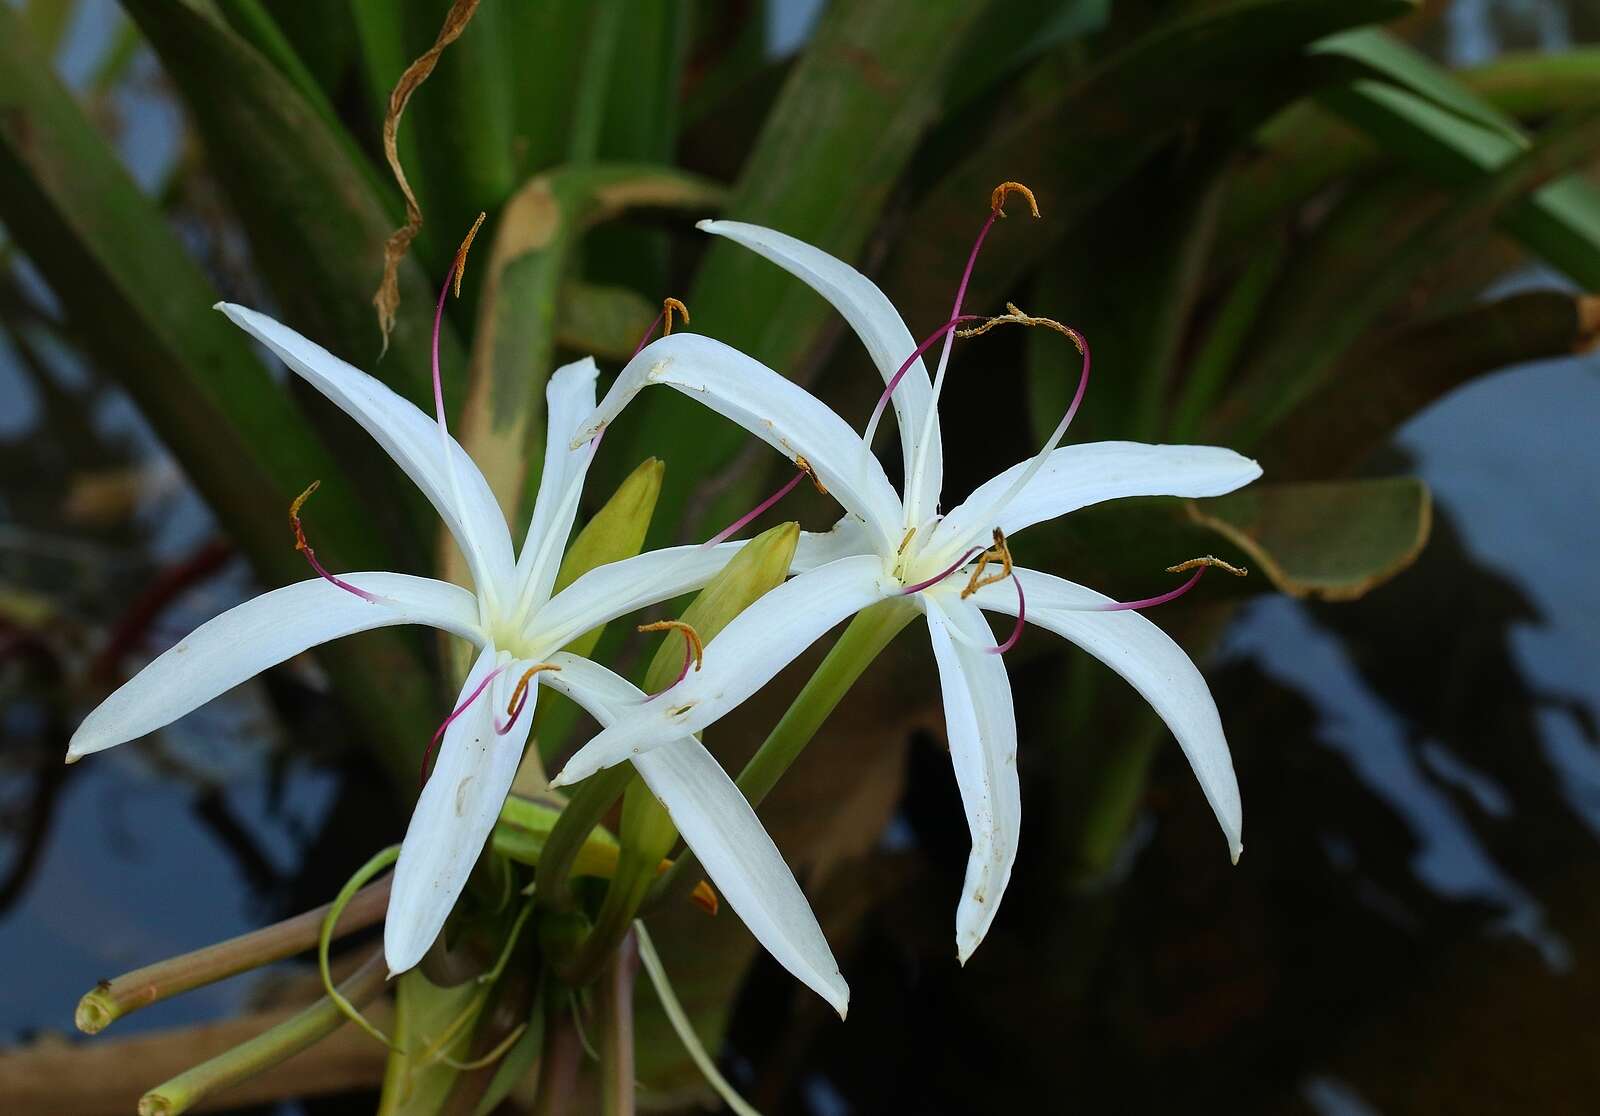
[504,662,561,717]
[957,302,1085,355]
[897,527,917,556]
[1166,555,1248,577]
[961,528,1014,598]
[289,480,321,551]
[990,181,1040,219]
[451,211,487,298]
[653,859,720,915]
[637,619,704,673]
[662,297,690,336]
[794,455,829,495]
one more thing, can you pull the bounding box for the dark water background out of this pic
[2,2,1597,1113]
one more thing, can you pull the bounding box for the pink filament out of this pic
[420,665,507,790]
[867,313,988,437]
[646,641,698,700]
[987,575,1026,654]
[431,264,455,431]
[495,681,533,735]
[1099,566,1206,613]
[703,470,806,548]
[901,547,983,596]
[299,547,381,605]
[628,308,668,363]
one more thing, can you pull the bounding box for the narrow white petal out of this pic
[700,219,941,516]
[217,303,516,600]
[922,596,1021,964]
[552,555,890,786]
[514,358,600,610]
[574,333,903,542]
[530,542,747,654]
[68,574,481,760]
[792,515,877,573]
[933,441,1262,559]
[543,654,849,1016]
[386,646,534,973]
[972,567,1243,861]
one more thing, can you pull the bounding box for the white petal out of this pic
[552,555,890,786]
[922,595,1021,964]
[932,442,1262,559]
[574,333,903,543]
[972,567,1243,861]
[792,515,877,572]
[68,574,481,760]
[699,219,941,517]
[386,646,534,973]
[530,542,747,655]
[217,303,516,602]
[542,654,849,1016]
[514,358,600,611]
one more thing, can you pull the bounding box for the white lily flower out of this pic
[554,216,1263,962]
[66,302,847,1013]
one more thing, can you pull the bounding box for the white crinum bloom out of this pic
[67,303,848,1014]
[554,220,1263,963]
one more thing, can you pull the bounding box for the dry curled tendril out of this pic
[962,529,1015,599]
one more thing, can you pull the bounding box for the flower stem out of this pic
[77,878,390,1035]
[597,929,639,1116]
[536,765,633,911]
[136,948,388,1116]
[649,597,918,908]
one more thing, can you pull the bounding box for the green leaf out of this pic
[614,0,987,538]
[453,164,724,526]
[124,0,456,408]
[1185,477,1433,601]
[377,970,482,1116]
[1312,28,1521,139]
[1261,290,1600,480]
[1224,98,1600,446]
[555,280,659,360]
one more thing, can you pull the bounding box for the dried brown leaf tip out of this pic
[371,0,482,351]
[990,181,1041,218]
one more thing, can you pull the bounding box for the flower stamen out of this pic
[420,664,507,789]
[629,296,691,362]
[960,529,1013,599]
[702,470,806,548]
[451,211,486,299]
[639,619,705,695]
[1099,555,1247,613]
[901,546,984,596]
[289,481,380,603]
[990,181,1041,219]
[496,662,561,735]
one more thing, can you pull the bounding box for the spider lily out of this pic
[553,213,1262,962]
[65,299,847,1012]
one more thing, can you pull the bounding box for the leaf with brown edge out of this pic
[1185,477,1433,601]
[372,0,482,350]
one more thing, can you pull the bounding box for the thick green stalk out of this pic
[136,950,387,1116]
[535,765,634,913]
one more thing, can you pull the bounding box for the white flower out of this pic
[67,304,847,1014]
[553,220,1262,963]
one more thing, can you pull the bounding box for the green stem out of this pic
[650,597,918,907]
[597,930,639,1116]
[77,877,390,1035]
[136,949,388,1116]
[536,765,633,910]
[566,0,621,164]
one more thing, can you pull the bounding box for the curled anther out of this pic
[662,297,690,335]
[794,455,829,495]
[289,480,321,551]
[961,529,1014,598]
[451,211,487,298]
[505,662,561,719]
[990,180,1041,219]
[638,619,705,673]
[957,302,1085,356]
[897,527,917,556]
[1166,555,1248,577]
